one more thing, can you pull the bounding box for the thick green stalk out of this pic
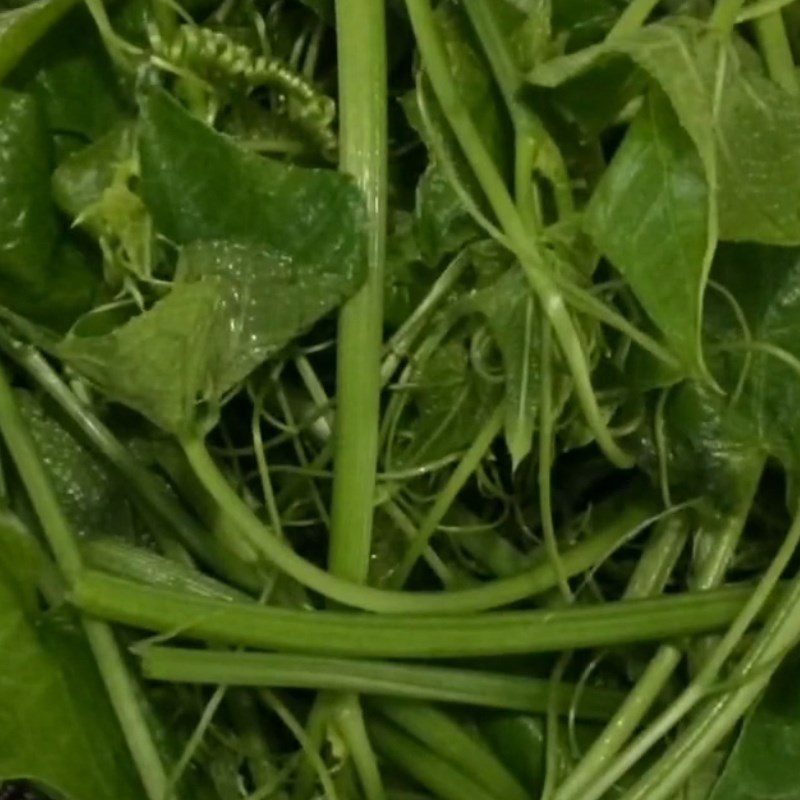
[141,648,624,719]
[333,699,384,800]
[74,571,781,659]
[539,316,572,601]
[711,0,748,29]
[0,365,168,800]
[372,700,529,800]
[81,538,246,601]
[738,0,797,22]
[329,0,387,583]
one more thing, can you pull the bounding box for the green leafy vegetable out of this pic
[4,2,800,800]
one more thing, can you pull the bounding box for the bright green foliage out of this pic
[2,2,800,800]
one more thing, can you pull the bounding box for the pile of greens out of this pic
[4,0,800,797]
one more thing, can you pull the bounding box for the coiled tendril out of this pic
[148,24,337,157]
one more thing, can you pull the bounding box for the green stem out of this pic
[381,252,470,383]
[391,403,504,586]
[227,690,280,790]
[329,0,389,762]
[621,516,800,800]
[74,570,781,659]
[754,10,799,93]
[607,0,662,40]
[555,514,689,800]
[539,315,572,601]
[333,699,385,800]
[181,435,658,613]
[372,700,530,800]
[404,0,632,469]
[369,720,500,800]
[738,0,797,22]
[691,457,764,592]
[329,0,387,584]
[81,538,246,601]
[259,690,339,800]
[291,693,337,800]
[142,648,624,719]
[0,364,168,800]
[710,0,748,30]
[582,500,800,800]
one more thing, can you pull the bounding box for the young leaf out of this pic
[586,89,710,369]
[0,527,142,799]
[138,88,365,273]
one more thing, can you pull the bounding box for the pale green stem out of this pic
[539,313,572,601]
[373,700,529,800]
[369,720,500,800]
[580,499,800,800]
[555,514,689,800]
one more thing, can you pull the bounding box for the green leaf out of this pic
[176,238,366,389]
[0,0,77,81]
[405,337,500,464]
[414,163,480,265]
[0,88,98,328]
[57,282,227,434]
[532,20,800,245]
[138,88,365,273]
[533,20,800,373]
[23,8,127,145]
[467,269,542,467]
[0,513,42,615]
[401,2,511,240]
[706,243,800,475]
[0,528,142,799]
[52,125,133,220]
[714,65,800,245]
[586,89,710,368]
[16,392,139,541]
[709,648,800,800]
